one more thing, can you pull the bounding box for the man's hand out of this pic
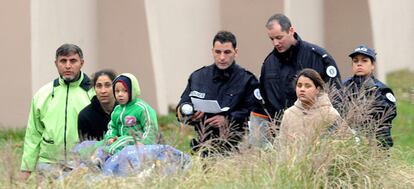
[204,115,227,127]
[191,111,205,122]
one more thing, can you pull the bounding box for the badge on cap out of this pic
[254,88,262,100]
[326,66,337,78]
[385,93,396,102]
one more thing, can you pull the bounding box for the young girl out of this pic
[279,68,342,145]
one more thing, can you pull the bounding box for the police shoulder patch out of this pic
[254,88,262,100]
[326,65,337,78]
[385,92,396,102]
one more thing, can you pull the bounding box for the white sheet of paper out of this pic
[191,97,229,113]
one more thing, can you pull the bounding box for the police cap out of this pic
[349,44,376,61]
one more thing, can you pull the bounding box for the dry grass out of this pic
[1,137,413,188]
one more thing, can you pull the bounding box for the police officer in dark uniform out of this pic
[177,31,260,156]
[343,44,397,149]
[257,13,342,118]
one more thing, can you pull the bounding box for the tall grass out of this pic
[1,136,413,188]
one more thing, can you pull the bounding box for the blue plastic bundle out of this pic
[102,145,191,177]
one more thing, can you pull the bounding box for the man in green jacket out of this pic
[21,44,94,179]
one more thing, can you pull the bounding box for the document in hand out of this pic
[191,97,229,113]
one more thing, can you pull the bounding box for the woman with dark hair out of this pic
[279,68,341,144]
[343,45,396,149]
[78,69,117,141]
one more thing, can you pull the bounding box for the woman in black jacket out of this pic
[78,70,117,141]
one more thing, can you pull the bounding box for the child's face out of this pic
[295,75,320,107]
[114,82,129,105]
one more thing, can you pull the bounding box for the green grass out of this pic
[387,70,414,164]
[0,129,25,142]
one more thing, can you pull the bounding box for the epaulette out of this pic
[262,50,275,64]
[311,47,329,59]
[243,68,255,76]
[194,66,207,72]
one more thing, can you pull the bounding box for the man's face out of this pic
[55,53,84,82]
[267,22,296,53]
[212,41,238,70]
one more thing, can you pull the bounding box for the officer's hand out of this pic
[191,111,205,121]
[204,115,227,127]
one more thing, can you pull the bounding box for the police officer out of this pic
[258,13,342,118]
[343,44,397,149]
[177,31,259,156]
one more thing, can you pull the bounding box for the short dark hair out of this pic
[213,30,237,49]
[92,69,117,86]
[295,68,325,90]
[55,43,83,59]
[266,13,292,32]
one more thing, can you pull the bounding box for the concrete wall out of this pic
[369,0,414,81]
[220,0,283,76]
[31,0,98,91]
[324,0,374,79]
[285,0,324,46]
[0,1,31,128]
[144,0,221,113]
[96,0,158,111]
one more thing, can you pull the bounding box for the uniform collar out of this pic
[353,75,376,89]
[273,33,301,63]
[213,62,236,81]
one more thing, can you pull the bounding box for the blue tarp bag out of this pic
[102,144,191,177]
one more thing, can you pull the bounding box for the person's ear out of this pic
[288,26,295,35]
[371,61,375,71]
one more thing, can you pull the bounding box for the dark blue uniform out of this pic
[259,33,341,117]
[343,75,397,149]
[178,62,259,154]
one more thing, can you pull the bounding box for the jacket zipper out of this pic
[64,84,69,163]
[119,106,126,136]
